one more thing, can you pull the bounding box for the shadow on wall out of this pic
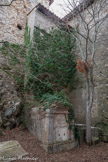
[69,88,99,125]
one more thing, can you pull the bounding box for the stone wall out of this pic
[27,9,57,39]
[0,0,50,44]
[67,1,108,128]
[0,52,22,130]
[34,10,57,32]
[27,6,36,39]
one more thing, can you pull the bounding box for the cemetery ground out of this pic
[0,127,108,162]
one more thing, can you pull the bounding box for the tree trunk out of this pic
[86,78,91,145]
[86,102,92,145]
[86,75,94,145]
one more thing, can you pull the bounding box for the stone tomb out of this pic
[30,107,77,153]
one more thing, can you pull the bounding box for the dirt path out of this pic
[0,128,108,162]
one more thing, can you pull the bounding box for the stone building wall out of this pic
[27,8,58,39]
[0,0,50,44]
[67,2,108,127]
[34,10,57,32]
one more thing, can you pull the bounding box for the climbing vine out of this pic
[0,42,26,95]
[25,27,77,102]
[0,26,77,126]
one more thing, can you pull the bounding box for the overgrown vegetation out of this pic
[41,93,73,109]
[0,42,26,96]
[95,113,108,141]
[0,26,77,129]
[24,26,78,135]
[25,27,77,103]
[66,105,83,143]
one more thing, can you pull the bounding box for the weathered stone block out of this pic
[30,107,77,153]
[0,140,28,160]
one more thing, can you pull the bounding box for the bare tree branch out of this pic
[0,0,16,6]
[0,0,25,7]
[61,0,108,145]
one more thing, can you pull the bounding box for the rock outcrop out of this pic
[0,51,22,130]
[0,70,22,130]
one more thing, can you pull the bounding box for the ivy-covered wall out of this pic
[27,8,58,40]
[25,25,77,111]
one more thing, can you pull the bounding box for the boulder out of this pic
[4,102,21,118]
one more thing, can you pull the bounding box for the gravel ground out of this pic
[0,128,108,162]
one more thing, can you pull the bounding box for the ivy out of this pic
[24,23,30,46]
[0,25,78,132]
[41,92,73,109]
[0,42,26,95]
[25,27,77,99]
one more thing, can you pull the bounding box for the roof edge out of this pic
[62,0,95,22]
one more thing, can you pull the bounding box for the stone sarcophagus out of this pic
[29,107,77,153]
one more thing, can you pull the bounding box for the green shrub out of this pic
[41,92,73,109]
